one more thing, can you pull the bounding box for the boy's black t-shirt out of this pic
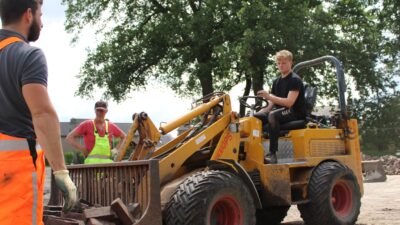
[271,72,306,116]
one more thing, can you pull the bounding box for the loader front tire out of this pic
[165,170,256,225]
[298,161,361,225]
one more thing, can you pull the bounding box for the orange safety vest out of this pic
[0,37,45,225]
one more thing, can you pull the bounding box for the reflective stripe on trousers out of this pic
[0,133,45,225]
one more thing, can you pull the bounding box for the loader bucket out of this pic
[362,160,387,183]
[48,160,162,225]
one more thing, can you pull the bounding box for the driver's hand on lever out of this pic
[257,90,273,113]
[257,90,271,100]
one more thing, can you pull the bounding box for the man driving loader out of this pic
[255,50,306,163]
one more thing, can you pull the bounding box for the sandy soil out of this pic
[44,170,400,225]
[282,175,400,225]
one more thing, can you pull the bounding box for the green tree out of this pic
[232,0,388,114]
[63,0,243,100]
[353,93,400,154]
[64,1,399,152]
[350,0,400,154]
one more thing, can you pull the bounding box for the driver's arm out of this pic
[268,90,299,108]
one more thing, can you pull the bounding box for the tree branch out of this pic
[150,0,168,13]
[189,0,198,12]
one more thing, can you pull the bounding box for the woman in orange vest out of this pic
[0,0,77,224]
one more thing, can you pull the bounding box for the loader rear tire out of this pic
[165,170,256,225]
[256,206,290,225]
[298,161,361,225]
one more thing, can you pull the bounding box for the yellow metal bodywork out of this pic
[119,93,363,206]
[158,112,231,183]
[236,115,364,205]
[115,113,161,161]
[210,113,240,161]
[159,95,225,134]
[115,115,139,161]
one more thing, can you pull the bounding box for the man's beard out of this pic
[27,17,41,42]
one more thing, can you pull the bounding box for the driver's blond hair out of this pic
[275,50,293,62]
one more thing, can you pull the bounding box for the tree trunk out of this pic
[248,50,265,111]
[198,63,214,97]
[249,50,265,95]
[240,74,252,117]
[196,44,214,98]
[251,66,264,95]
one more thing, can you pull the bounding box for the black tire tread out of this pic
[165,170,256,225]
[298,161,361,225]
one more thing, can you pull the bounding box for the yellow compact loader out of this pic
[49,56,363,225]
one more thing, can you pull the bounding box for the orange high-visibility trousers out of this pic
[0,133,45,225]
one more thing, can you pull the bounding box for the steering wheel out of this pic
[239,96,269,111]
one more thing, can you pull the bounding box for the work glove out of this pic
[53,170,78,212]
[111,148,119,160]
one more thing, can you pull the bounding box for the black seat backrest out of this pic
[304,83,317,116]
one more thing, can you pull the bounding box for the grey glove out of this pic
[53,170,77,211]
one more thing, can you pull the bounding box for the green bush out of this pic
[73,151,85,164]
[64,152,74,165]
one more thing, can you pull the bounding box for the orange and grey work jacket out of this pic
[0,37,46,225]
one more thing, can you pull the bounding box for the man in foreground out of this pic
[0,0,77,224]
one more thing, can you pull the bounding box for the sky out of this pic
[29,0,243,125]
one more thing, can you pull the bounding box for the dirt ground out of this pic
[44,171,400,225]
[281,175,400,225]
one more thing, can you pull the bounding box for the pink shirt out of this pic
[74,120,124,153]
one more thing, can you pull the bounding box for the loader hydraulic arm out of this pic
[115,93,232,161]
[115,112,161,161]
[116,93,239,185]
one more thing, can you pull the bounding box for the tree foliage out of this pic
[63,0,399,152]
[63,0,392,99]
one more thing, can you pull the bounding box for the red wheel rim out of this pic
[331,180,353,217]
[210,195,243,225]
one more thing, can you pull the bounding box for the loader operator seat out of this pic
[262,83,317,134]
[281,83,317,130]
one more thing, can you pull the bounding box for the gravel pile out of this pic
[362,154,400,175]
[380,155,400,175]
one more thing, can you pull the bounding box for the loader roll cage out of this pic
[293,55,348,120]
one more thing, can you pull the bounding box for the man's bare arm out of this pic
[22,83,66,171]
[66,129,88,157]
[258,90,299,108]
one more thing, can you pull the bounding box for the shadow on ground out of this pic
[281,222,303,225]
[280,222,367,225]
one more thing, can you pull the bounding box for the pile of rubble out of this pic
[362,154,400,175]
[380,155,400,175]
[44,198,140,225]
